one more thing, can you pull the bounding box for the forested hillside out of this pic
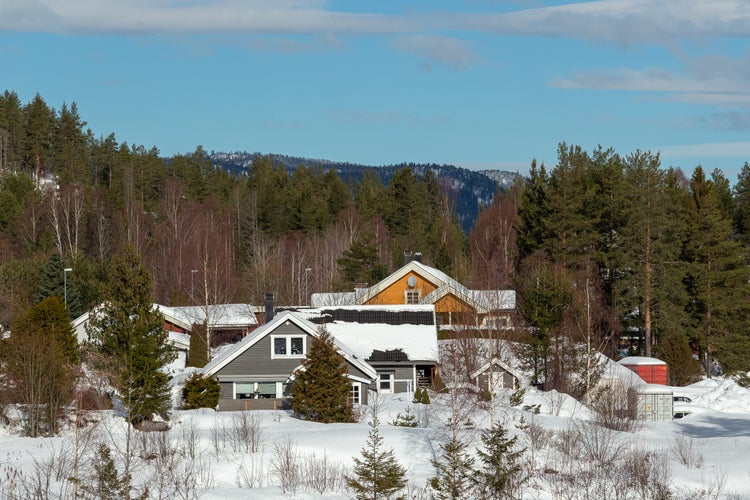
[1,90,750,381]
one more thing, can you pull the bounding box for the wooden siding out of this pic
[365,272,438,305]
[215,322,309,379]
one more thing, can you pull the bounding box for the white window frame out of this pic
[234,381,288,399]
[404,289,421,304]
[349,383,361,405]
[378,373,394,393]
[271,335,306,359]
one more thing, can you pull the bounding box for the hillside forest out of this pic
[1,90,750,384]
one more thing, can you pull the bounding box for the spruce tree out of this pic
[474,424,529,500]
[346,415,408,500]
[291,327,354,423]
[430,435,476,500]
[87,246,175,423]
[656,332,701,386]
[82,443,130,500]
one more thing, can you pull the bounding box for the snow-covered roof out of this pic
[470,357,522,381]
[631,383,673,394]
[294,305,438,362]
[313,260,515,313]
[158,304,258,329]
[618,356,667,366]
[202,311,377,380]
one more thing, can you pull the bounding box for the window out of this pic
[405,290,420,304]
[271,335,306,358]
[257,382,276,399]
[235,382,283,399]
[349,383,361,405]
[379,373,393,393]
[236,382,255,399]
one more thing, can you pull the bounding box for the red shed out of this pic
[617,356,668,385]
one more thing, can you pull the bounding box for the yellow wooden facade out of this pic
[364,270,477,325]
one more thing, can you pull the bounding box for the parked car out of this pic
[673,395,692,403]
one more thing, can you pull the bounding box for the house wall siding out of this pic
[365,272,438,305]
[215,323,310,378]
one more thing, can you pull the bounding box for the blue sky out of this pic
[2,0,750,178]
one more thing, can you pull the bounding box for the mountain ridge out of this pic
[208,151,522,232]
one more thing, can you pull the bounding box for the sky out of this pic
[2,0,750,179]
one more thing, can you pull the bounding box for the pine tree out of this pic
[291,327,354,423]
[346,415,408,500]
[87,246,175,423]
[430,435,476,500]
[686,167,750,374]
[474,423,529,500]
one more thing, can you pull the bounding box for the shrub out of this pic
[182,373,220,410]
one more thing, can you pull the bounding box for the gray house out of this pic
[298,305,440,395]
[202,310,377,411]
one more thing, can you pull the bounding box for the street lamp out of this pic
[191,269,198,305]
[63,267,73,306]
[304,268,312,306]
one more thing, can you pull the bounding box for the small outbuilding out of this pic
[470,358,522,391]
[618,356,668,385]
[628,384,674,421]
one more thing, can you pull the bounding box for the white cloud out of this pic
[468,0,750,45]
[391,35,476,69]
[2,0,750,45]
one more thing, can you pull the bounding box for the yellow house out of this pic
[312,259,515,331]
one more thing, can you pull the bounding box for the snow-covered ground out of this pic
[1,367,749,498]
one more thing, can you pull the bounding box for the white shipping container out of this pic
[628,384,673,421]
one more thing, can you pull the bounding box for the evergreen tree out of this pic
[23,93,55,188]
[3,296,77,436]
[0,91,25,171]
[346,415,408,500]
[36,253,81,317]
[338,231,387,287]
[517,159,549,260]
[615,151,675,356]
[685,167,750,374]
[430,435,476,500]
[82,443,130,500]
[656,332,701,386]
[474,424,529,500]
[182,372,220,409]
[733,162,750,245]
[53,101,87,184]
[187,321,208,368]
[291,327,354,423]
[87,246,175,422]
[517,256,573,388]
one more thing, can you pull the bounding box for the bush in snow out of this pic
[181,372,220,410]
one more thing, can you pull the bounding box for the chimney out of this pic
[414,252,422,263]
[404,250,412,265]
[264,293,274,323]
